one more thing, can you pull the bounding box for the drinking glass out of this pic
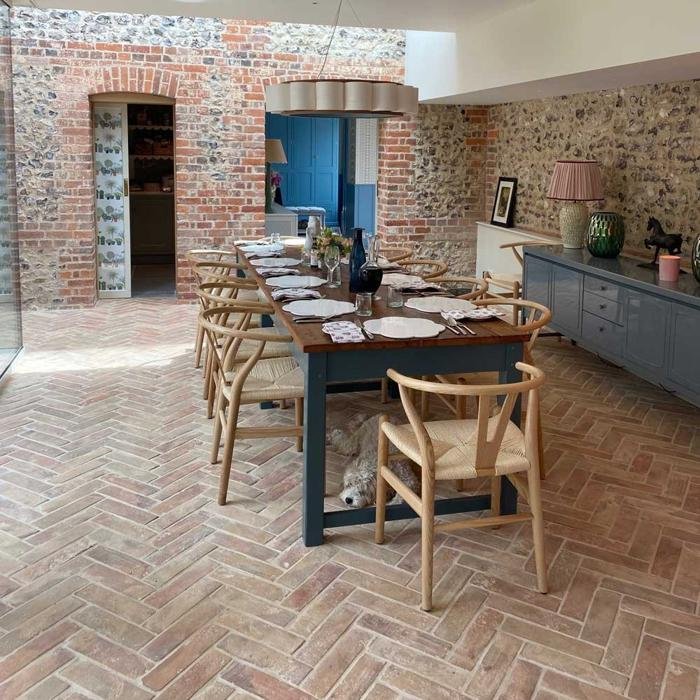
[387,285,404,308]
[355,292,372,317]
[324,245,340,288]
[270,232,281,245]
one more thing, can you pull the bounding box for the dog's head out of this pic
[339,471,377,508]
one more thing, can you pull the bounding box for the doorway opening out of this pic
[127,104,175,297]
[92,95,175,299]
[264,114,378,239]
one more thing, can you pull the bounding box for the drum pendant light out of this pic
[265,0,419,118]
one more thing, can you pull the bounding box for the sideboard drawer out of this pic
[584,275,624,302]
[582,292,625,326]
[582,311,625,357]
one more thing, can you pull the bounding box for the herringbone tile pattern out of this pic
[0,298,699,699]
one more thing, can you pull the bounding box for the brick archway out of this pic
[90,67,179,98]
[89,68,180,301]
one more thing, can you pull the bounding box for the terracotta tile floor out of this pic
[0,298,699,699]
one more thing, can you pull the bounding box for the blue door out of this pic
[266,114,340,227]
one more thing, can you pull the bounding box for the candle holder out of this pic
[658,255,681,283]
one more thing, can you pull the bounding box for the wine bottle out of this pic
[349,228,367,293]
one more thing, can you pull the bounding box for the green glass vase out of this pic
[586,212,625,258]
[691,233,700,284]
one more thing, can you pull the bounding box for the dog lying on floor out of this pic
[327,413,420,508]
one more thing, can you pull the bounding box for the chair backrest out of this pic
[431,276,489,301]
[471,297,551,357]
[380,247,412,263]
[192,260,252,286]
[387,362,545,474]
[400,258,449,279]
[198,305,292,381]
[196,280,270,313]
[186,248,238,263]
[498,240,552,269]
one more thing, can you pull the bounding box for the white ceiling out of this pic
[16,0,529,31]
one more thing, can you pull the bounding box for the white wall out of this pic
[407,0,700,103]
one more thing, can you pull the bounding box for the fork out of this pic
[441,314,465,335]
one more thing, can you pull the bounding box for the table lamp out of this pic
[547,160,603,248]
[265,139,287,213]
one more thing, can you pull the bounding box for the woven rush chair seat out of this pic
[382,417,529,481]
[223,354,304,404]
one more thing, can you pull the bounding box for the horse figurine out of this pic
[644,217,683,264]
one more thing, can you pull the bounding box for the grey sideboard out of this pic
[523,245,700,409]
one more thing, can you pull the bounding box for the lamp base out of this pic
[559,201,589,249]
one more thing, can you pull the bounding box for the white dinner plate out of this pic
[251,257,301,268]
[380,273,423,287]
[364,317,445,339]
[281,237,306,247]
[282,299,356,318]
[266,275,327,289]
[405,296,475,314]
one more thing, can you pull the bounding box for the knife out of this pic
[357,321,374,340]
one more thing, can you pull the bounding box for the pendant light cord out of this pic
[317,0,344,79]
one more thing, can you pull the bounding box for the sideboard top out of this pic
[524,245,700,306]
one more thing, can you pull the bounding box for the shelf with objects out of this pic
[127,104,176,297]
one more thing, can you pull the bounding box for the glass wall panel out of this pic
[0,0,21,377]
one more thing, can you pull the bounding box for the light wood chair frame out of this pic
[199,305,304,505]
[399,258,449,279]
[375,363,548,611]
[430,275,489,300]
[484,241,551,324]
[191,259,257,368]
[380,247,412,263]
[196,282,283,417]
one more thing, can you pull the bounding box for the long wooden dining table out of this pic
[236,244,531,546]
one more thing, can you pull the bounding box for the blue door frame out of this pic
[265,114,340,227]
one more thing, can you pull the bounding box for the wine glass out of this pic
[324,245,340,288]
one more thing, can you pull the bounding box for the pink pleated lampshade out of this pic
[547,160,603,201]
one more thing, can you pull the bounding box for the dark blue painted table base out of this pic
[271,315,524,547]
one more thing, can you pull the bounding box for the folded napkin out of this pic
[258,268,299,278]
[247,251,281,259]
[271,288,322,302]
[442,308,505,321]
[322,321,364,344]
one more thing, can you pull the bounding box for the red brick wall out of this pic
[12,12,404,308]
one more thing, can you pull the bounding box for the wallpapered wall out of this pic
[486,79,700,259]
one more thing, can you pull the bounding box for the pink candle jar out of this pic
[658,255,681,282]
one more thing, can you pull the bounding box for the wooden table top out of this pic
[238,245,530,353]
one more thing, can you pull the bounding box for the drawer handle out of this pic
[599,326,605,332]
[599,303,607,310]
[600,285,608,291]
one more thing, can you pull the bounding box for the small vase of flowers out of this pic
[315,227,351,260]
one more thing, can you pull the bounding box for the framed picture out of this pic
[490,176,517,228]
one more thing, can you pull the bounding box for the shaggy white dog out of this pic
[327,413,420,508]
